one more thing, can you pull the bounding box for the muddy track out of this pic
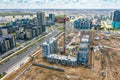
[105,52,120,80]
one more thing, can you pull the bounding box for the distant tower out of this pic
[37,11,46,32]
[49,13,55,24]
[113,10,120,22]
[0,28,8,35]
[112,10,120,29]
[25,28,32,40]
[0,34,16,54]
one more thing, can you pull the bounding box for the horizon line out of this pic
[0,8,119,10]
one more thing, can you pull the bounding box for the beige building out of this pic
[25,28,32,39]
[1,28,8,35]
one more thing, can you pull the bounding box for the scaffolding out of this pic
[47,54,77,66]
[76,34,90,65]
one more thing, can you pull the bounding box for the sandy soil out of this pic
[5,32,120,80]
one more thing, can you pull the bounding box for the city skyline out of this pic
[0,0,120,9]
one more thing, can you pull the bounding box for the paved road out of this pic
[0,33,47,60]
[0,30,61,74]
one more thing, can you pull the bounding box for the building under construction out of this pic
[42,37,57,57]
[76,35,90,65]
[42,34,90,66]
[47,54,77,66]
[42,15,91,66]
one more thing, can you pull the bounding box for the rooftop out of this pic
[82,35,89,38]
[2,34,13,39]
[47,54,76,62]
[77,50,89,54]
[81,38,89,42]
[43,37,56,45]
[80,43,89,48]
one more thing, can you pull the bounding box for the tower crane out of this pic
[56,15,68,55]
[90,27,94,67]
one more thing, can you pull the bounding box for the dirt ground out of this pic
[5,32,120,80]
[98,34,120,48]
[18,50,98,80]
[104,49,120,80]
[18,31,99,80]
[94,33,120,80]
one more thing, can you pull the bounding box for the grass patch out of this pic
[0,12,33,16]
[57,27,64,30]
[16,44,20,47]
[0,72,7,79]
[0,35,47,65]
[0,44,33,64]
[36,36,46,42]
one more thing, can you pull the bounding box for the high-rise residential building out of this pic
[14,19,30,27]
[8,35,16,49]
[2,35,16,49]
[32,27,38,37]
[4,38,11,51]
[76,50,89,64]
[0,28,8,35]
[1,28,8,35]
[38,27,42,34]
[113,10,120,22]
[0,34,16,54]
[37,11,46,32]
[49,13,55,24]
[74,18,92,29]
[25,26,41,40]
[32,27,42,38]
[41,25,46,32]
[110,12,113,20]
[0,38,6,55]
[25,28,33,40]
[0,29,2,36]
[112,10,120,29]
[42,37,57,57]
[0,26,18,35]
[16,31,25,40]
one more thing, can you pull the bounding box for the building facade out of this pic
[37,11,46,32]
[74,18,92,29]
[0,38,6,55]
[25,28,33,40]
[16,31,25,40]
[42,37,57,57]
[49,13,55,25]
[112,10,120,29]
[0,34,16,55]
[76,35,90,65]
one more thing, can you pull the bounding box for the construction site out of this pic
[4,30,120,80]
[3,18,120,80]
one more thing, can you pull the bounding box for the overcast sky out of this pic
[0,0,119,9]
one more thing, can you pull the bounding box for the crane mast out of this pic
[63,17,66,54]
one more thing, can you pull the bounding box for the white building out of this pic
[42,37,57,57]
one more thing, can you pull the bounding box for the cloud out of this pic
[0,0,119,9]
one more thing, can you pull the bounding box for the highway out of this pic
[0,33,47,60]
[0,25,53,60]
[0,29,61,75]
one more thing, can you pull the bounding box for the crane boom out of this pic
[56,15,67,54]
[63,17,66,54]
